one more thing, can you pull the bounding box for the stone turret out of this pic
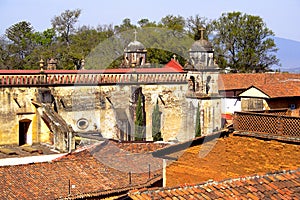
[185,28,222,135]
[47,58,57,70]
[123,30,147,68]
[188,28,215,70]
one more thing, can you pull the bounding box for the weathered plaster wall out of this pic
[0,88,52,145]
[0,81,222,147]
[142,84,191,141]
[51,84,195,142]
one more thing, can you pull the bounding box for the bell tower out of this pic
[123,30,147,68]
[188,28,214,70]
[186,28,221,136]
[187,27,219,96]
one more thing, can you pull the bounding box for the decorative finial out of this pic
[172,54,177,61]
[39,59,44,72]
[199,27,205,40]
[81,59,85,70]
[133,29,138,41]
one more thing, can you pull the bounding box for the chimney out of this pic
[163,159,166,187]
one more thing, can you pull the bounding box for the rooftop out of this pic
[128,167,300,199]
[164,134,300,187]
[0,140,167,199]
[240,82,300,98]
[189,39,213,52]
[125,40,146,52]
[0,143,60,160]
[219,73,300,91]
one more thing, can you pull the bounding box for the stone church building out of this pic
[0,29,222,152]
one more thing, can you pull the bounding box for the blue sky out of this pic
[1,0,300,42]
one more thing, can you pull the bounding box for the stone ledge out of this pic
[233,131,300,144]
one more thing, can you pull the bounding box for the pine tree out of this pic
[152,101,162,141]
[195,103,201,137]
[135,94,144,140]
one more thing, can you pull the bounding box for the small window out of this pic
[77,118,89,130]
[290,104,296,110]
[38,89,52,103]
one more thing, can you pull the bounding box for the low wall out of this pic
[234,111,300,138]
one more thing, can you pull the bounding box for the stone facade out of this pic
[0,76,222,151]
[0,29,223,151]
[0,87,51,146]
[51,83,194,142]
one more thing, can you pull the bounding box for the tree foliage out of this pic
[114,18,137,33]
[51,9,81,46]
[152,101,162,141]
[0,11,279,71]
[159,15,185,32]
[5,21,35,69]
[195,103,201,137]
[135,94,144,141]
[212,11,279,72]
[186,15,211,40]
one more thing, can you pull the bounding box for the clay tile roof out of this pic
[249,81,300,98]
[0,141,165,199]
[128,168,300,199]
[219,73,300,91]
[164,59,184,72]
[156,134,300,187]
[111,140,169,154]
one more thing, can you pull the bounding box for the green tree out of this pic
[138,19,157,27]
[152,100,162,141]
[24,28,57,69]
[186,15,211,40]
[114,18,137,33]
[51,9,81,46]
[5,21,35,69]
[135,94,144,141]
[159,15,185,32]
[50,9,85,69]
[195,103,201,137]
[212,11,279,72]
[0,37,11,69]
[32,28,56,47]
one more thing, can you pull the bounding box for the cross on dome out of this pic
[199,27,205,40]
[133,30,138,41]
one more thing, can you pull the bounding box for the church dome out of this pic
[190,39,213,52]
[125,40,146,52]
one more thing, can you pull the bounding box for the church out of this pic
[0,28,222,152]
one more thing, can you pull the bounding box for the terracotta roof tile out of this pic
[128,168,300,199]
[0,142,164,199]
[219,73,300,91]
[164,135,300,187]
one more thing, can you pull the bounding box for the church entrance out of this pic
[19,119,31,146]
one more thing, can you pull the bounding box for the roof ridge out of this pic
[129,167,300,196]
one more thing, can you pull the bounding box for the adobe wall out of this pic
[0,78,221,147]
[51,83,195,142]
[0,88,51,145]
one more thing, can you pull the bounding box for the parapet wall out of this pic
[0,70,222,149]
[0,71,187,86]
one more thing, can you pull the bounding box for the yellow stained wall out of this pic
[0,88,52,145]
